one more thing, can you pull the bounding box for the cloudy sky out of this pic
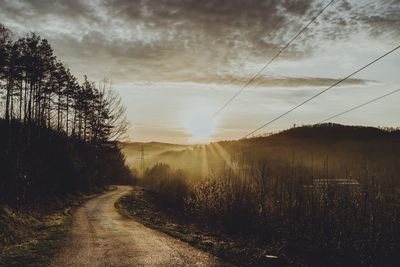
[1,0,399,143]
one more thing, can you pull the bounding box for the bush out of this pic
[141,163,189,209]
[142,159,400,265]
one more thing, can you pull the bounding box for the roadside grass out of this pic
[0,186,116,267]
[115,186,285,267]
[0,208,71,267]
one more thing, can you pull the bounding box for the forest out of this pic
[0,23,133,205]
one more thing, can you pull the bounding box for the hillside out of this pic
[125,124,400,266]
[0,121,133,205]
[123,124,400,180]
[121,141,192,171]
[253,123,400,143]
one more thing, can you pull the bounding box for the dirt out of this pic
[50,186,225,267]
[115,187,285,267]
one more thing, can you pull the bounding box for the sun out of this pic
[185,111,215,143]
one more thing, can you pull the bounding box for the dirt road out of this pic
[50,186,224,267]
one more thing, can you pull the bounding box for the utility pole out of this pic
[136,145,146,176]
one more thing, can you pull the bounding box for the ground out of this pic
[115,186,284,267]
[50,186,225,267]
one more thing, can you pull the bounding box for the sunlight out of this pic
[185,109,215,143]
[200,145,209,178]
[212,142,238,173]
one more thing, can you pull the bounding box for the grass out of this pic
[0,186,116,266]
[0,206,72,267]
[115,186,286,267]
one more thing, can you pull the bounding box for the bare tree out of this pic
[99,79,129,142]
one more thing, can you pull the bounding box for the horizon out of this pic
[1,0,399,143]
[121,122,400,146]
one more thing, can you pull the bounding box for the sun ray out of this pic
[212,142,238,174]
[200,145,209,178]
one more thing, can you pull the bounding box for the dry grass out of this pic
[0,206,71,267]
[139,159,400,266]
[116,187,285,267]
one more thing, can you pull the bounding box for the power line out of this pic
[317,88,400,124]
[242,45,400,139]
[213,0,336,118]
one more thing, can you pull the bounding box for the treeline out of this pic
[0,24,127,142]
[0,24,133,205]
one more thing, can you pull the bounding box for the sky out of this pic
[1,0,399,143]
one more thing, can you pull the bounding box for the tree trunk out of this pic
[57,94,61,131]
[66,95,69,136]
[5,78,12,122]
[19,79,23,120]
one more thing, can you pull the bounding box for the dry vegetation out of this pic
[124,124,400,266]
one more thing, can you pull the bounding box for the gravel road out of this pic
[50,186,224,267]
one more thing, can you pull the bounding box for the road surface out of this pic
[50,186,224,267]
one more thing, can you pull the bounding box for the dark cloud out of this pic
[361,14,400,37]
[164,74,370,87]
[322,0,400,40]
[1,0,318,54]
[0,0,398,84]
[0,0,100,25]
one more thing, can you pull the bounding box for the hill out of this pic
[121,141,192,171]
[124,124,400,180]
[253,123,400,143]
[128,124,400,266]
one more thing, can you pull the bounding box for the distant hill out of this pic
[121,124,400,178]
[258,123,400,143]
[226,123,400,157]
[215,123,400,177]
[121,142,192,169]
[122,141,190,151]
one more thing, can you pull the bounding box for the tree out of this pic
[103,84,129,142]
[0,25,128,143]
[96,79,128,142]
[0,23,13,121]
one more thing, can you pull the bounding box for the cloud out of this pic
[184,74,370,88]
[124,72,370,87]
[0,0,319,63]
[320,0,400,40]
[0,0,398,85]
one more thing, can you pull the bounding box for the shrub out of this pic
[141,163,189,209]
[143,159,400,265]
